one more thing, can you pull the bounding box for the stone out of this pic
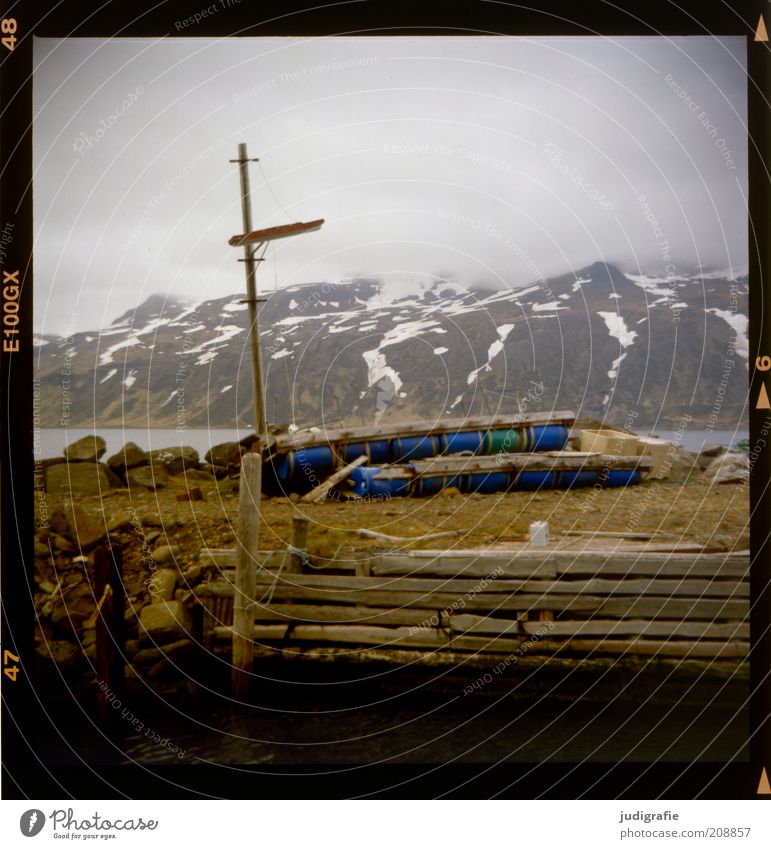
[64,434,107,462]
[441,486,462,497]
[172,469,217,484]
[46,462,111,496]
[201,463,228,479]
[106,509,135,533]
[239,433,259,450]
[148,568,178,602]
[34,540,50,558]
[106,441,148,471]
[51,536,76,554]
[148,446,200,477]
[152,545,180,564]
[59,501,107,549]
[654,447,700,481]
[217,477,239,495]
[36,639,80,674]
[103,466,125,488]
[139,511,163,527]
[127,465,168,490]
[133,646,165,666]
[700,451,749,485]
[700,443,727,458]
[183,564,202,584]
[124,638,141,658]
[37,579,57,595]
[176,487,204,502]
[145,530,162,545]
[205,441,245,468]
[139,601,193,644]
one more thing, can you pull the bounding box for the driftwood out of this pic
[301,455,368,503]
[351,528,466,543]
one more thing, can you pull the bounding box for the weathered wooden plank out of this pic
[211,624,748,658]
[198,580,747,620]
[251,604,445,627]
[410,453,651,476]
[272,411,576,451]
[520,619,749,639]
[534,639,749,659]
[373,550,749,579]
[301,455,368,503]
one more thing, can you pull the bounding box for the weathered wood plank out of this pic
[198,580,747,620]
[520,619,749,639]
[211,624,748,658]
[373,550,749,579]
[200,548,285,569]
[251,604,444,627]
[301,455,368,503]
[272,411,576,451]
[410,453,651,476]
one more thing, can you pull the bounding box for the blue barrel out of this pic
[274,446,335,481]
[513,471,556,491]
[350,466,412,498]
[606,470,640,487]
[410,475,460,497]
[458,471,511,494]
[442,430,484,455]
[520,425,569,452]
[341,439,390,464]
[390,434,442,462]
[560,471,598,489]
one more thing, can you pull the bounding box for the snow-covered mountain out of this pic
[33,262,749,429]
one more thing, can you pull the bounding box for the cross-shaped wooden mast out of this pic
[229,142,324,446]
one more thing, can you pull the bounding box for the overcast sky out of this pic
[33,35,747,335]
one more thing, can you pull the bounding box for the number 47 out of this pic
[3,649,20,681]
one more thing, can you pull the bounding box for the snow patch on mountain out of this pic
[708,308,749,359]
[597,311,637,348]
[467,323,515,385]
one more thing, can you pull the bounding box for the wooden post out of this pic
[288,515,309,574]
[94,545,125,722]
[232,452,261,697]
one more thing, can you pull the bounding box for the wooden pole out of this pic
[288,515,309,574]
[232,452,261,697]
[235,142,267,442]
[94,545,125,722]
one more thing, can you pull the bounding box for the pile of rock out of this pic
[41,435,251,497]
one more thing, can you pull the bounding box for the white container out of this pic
[529,520,549,547]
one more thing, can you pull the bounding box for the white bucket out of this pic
[529,520,549,547]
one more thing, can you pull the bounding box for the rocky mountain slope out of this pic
[33,262,749,429]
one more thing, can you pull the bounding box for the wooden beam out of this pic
[232,453,261,697]
[373,550,749,579]
[301,455,368,503]
[272,410,576,451]
[410,452,651,476]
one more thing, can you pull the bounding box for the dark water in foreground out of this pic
[38,673,748,770]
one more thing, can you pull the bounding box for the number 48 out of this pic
[1,18,17,52]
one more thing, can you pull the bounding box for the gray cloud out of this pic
[33,35,747,335]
